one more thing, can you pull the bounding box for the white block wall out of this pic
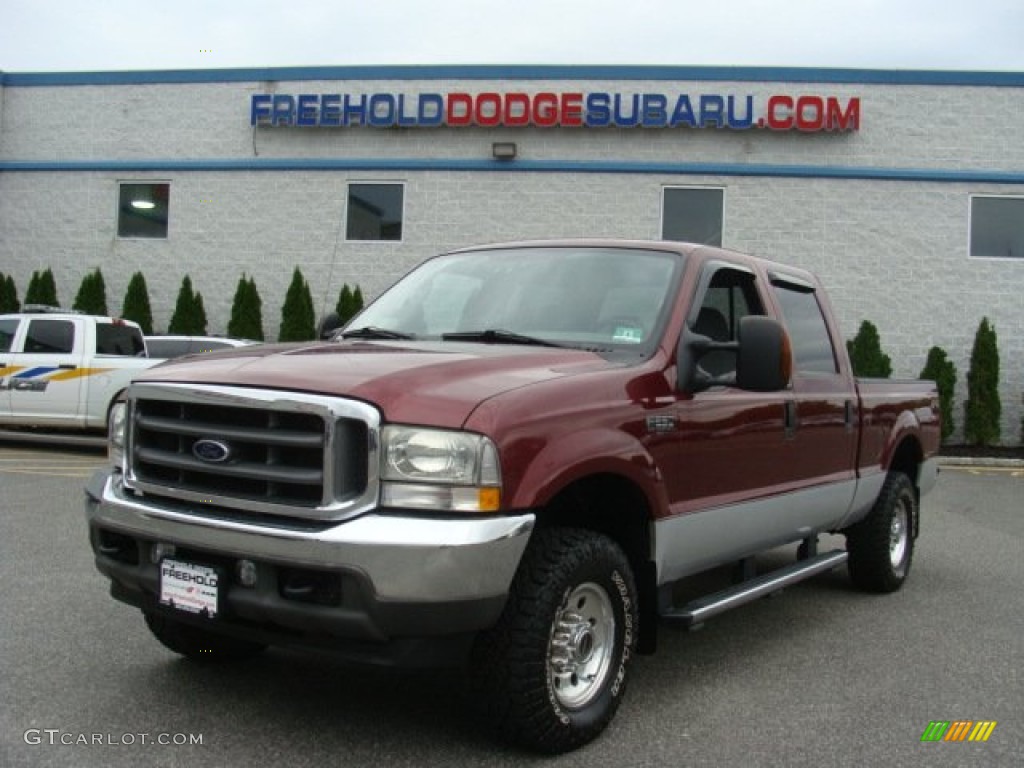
[1,69,1021,443]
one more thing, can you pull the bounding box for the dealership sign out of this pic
[251,91,860,132]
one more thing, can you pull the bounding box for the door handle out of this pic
[784,400,798,440]
[58,364,78,370]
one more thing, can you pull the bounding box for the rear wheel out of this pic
[469,528,638,754]
[845,472,916,593]
[144,612,267,662]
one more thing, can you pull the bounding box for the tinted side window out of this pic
[0,319,19,353]
[145,339,190,358]
[24,320,75,354]
[691,267,765,379]
[96,323,146,356]
[772,284,838,374]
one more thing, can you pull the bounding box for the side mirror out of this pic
[735,316,792,392]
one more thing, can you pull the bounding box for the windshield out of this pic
[348,246,684,358]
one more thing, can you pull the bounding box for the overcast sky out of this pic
[2,0,1022,73]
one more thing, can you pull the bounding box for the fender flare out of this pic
[504,427,670,519]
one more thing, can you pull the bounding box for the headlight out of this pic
[108,401,127,468]
[381,426,501,512]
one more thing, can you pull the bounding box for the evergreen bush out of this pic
[72,268,109,316]
[919,346,956,442]
[168,275,207,335]
[0,273,20,313]
[121,272,154,334]
[228,274,264,341]
[964,317,1001,446]
[334,283,366,326]
[846,321,892,378]
[279,268,316,342]
[24,268,59,307]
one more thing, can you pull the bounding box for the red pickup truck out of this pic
[86,240,940,753]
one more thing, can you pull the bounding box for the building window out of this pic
[346,183,404,241]
[118,182,170,239]
[662,187,724,246]
[970,195,1024,259]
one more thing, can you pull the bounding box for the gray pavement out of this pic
[1,445,1021,767]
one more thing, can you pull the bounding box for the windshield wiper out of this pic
[340,326,415,340]
[441,329,563,348]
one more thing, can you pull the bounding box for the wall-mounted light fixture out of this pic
[492,142,517,161]
[131,200,156,210]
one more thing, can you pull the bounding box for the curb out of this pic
[937,456,1024,469]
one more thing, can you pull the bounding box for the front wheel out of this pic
[845,472,917,593]
[469,528,638,754]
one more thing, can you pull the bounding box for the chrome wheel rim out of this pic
[548,582,616,709]
[889,501,910,569]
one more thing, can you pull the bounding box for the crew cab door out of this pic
[7,316,87,427]
[672,262,799,510]
[768,274,858,500]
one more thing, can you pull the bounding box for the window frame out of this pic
[345,181,406,243]
[770,278,840,376]
[660,185,726,247]
[968,194,1024,261]
[22,318,76,355]
[116,180,171,240]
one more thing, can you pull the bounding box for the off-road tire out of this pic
[469,527,638,754]
[144,612,267,662]
[845,472,916,593]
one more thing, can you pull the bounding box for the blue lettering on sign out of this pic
[296,94,318,126]
[642,93,667,127]
[727,95,754,128]
[368,93,395,126]
[344,94,367,126]
[250,94,272,125]
[586,93,611,127]
[671,95,696,128]
[700,94,725,127]
[272,94,295,126]
[418,93,444,126]
[613,93,639,127]
[321,94,341,126]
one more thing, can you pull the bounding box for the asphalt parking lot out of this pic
[1,441,1021,767]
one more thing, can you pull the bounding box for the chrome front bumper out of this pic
[85,469,534,651]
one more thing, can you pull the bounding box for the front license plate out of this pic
[159,558,220,618]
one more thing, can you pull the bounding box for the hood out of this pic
[135,340,615,427]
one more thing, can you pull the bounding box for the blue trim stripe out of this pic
[14,366,58,379]
[2,66,1023,88]
[1,157,1022,184]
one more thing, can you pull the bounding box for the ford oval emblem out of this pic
[192,438,232,464]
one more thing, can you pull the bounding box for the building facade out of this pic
[0,66,1021,443]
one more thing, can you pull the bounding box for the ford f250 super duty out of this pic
[85,240,940,753]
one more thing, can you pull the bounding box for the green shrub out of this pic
[228,274,264,341]
[919,346,956,442]
[278,268,316,342]
[964,317,1001,446]
[121,272,154,334]
[24,268,59,308]
[334,283,366,326]
[72,268,109,316]
[846,320,892,378]
[0,273,20,313]
[168,275,208,335]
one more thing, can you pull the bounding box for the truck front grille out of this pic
[124,383,380,521]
